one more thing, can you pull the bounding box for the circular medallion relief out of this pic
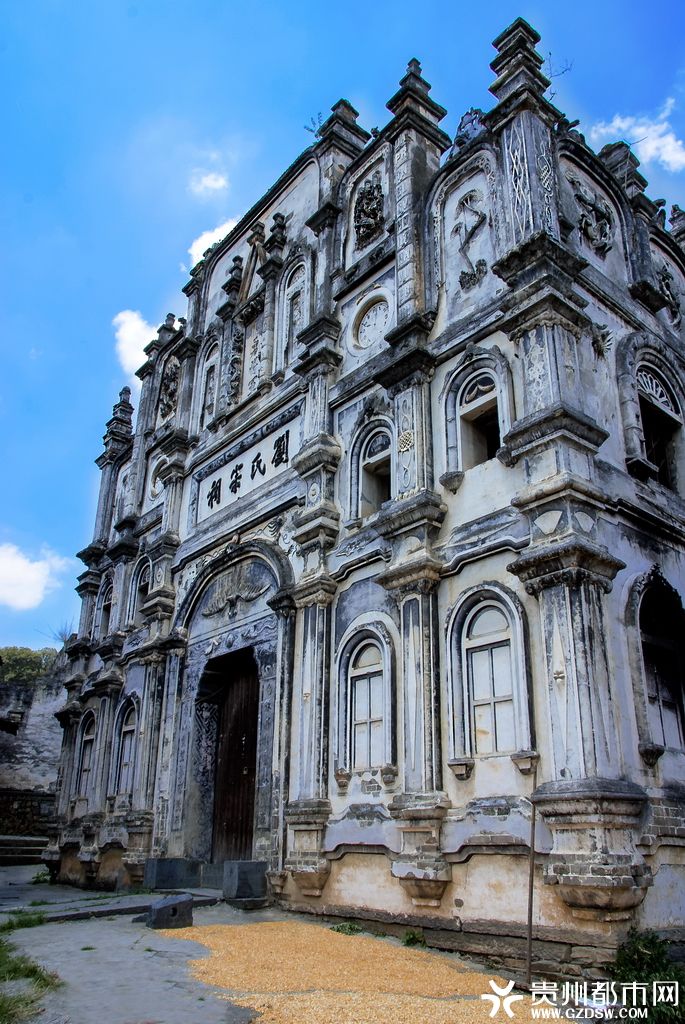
[356,299,389,349]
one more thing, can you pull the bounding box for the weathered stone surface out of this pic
[145,894,193,929]
[50,13,685,973]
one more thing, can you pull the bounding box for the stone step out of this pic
[226,897,270,911]
[0,835,46,849]
[0,836,46,866]
[0,853,45,866]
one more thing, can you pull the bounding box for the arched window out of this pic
[450,590,531,762]
[129,560,151,627]
[98,583,113,639]
[636,365,682,490]
[336,626,396,782]
[640,586,685,750]
[199,343,219,429]
[441,347,513,491]
[463,603,515,755]
[76,712,97,796]
[359,428,392,518]
[458,372,501,469]
[115,704,137,794]
[277,263,308,371]
[349,642,384,770]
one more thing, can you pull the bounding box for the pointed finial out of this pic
[119,386,131,405]
[489,17,549,102]
[670,205,685,247]
[165,313,175,328]
[407,57,422,76]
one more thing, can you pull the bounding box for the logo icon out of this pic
[482,979,524,1018]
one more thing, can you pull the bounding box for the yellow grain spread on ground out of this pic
[164,920,532,1024]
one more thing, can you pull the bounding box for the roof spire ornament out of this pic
[489,17,550,102]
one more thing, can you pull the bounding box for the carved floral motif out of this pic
[452,189,488,290]
[159,357,180,420]
[566,174,614,257]
[200,563,271,619]
[354,171,384,249]
[656,262,682,329]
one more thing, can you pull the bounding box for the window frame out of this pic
[127,558,152,627]
[441,345,513,490]
[113,702,138,797]
[616,332,685,496]
[336,624,397,781]
[462,603,517,756]
[75,711,97,799]
[349,418,395,524]
[638,582,685,754]
[448,587,532,762]
[348,642,385,771]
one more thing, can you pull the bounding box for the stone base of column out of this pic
[389,793,451,907]
[284,800,332,897]
[532,779,652,920]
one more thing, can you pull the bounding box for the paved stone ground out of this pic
[7,903,263,1024]
[0,864,220,924]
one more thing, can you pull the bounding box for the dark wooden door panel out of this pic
[212,655,259,862]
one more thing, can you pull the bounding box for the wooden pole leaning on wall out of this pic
[525,767,538,990]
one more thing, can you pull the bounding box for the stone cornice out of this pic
[499,403,608,464]
[507,537,625,595]
[305,201,342,237]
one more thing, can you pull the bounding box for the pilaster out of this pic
[484,18,561,248]
[385,61,451,324]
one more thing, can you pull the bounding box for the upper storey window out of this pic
[199,343,219,430]
[130,560,151,628]
[458,372,500,469]
[636,365,682,490]
[441,347,512,492]
[276,263,308,372]
[360,429,392,518]
[640,585,685,751]
[98,583,113,640]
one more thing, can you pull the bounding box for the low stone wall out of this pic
[0,788,55,836]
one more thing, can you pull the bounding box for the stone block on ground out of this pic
[145,893,193,929]
[223,860,267,900]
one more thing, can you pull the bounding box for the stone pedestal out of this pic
[533,779,651,920]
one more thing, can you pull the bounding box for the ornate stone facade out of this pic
[51,19,685,972]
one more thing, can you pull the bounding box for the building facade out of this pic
[50,19,685,968]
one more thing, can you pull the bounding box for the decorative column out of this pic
[88,387,134,550]
[123,314,178,522]
[284,580,336,897]
[257,213,287,376]
[507,470,654,919]
[484,18,560,250]
[599,143,667,314]
[266,590,296,893]
[385,59,451,323]
[371,347,449,907]
[216,255,244,417]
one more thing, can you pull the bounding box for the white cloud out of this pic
[188,218,239,267]
[0,544,71,611]
[112,309,157,384]
[589,97,685,173]
[189,170,229,196]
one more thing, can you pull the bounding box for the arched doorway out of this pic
[198,648,260,861]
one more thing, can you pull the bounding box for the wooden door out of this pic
[212,656,259,861]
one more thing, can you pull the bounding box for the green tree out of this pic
[0,647,57,685]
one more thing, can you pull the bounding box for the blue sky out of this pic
[1,0,684,648]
